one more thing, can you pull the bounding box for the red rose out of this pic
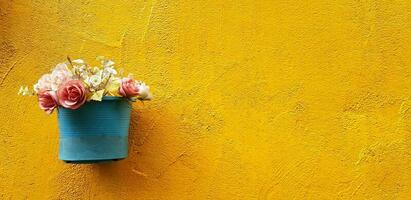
[57,80,87,109]
[38,89,58,114]
[119,78,139,98]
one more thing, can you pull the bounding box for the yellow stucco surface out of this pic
[1,0,411,199]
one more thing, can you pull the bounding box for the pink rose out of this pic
[38,89,58,114]
[57,80,87,109]
[119,78,139,98]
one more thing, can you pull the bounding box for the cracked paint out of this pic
[1,0,411,199]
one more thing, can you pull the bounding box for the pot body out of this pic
[57,97,131,164]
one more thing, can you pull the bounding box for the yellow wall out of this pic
[1,0,411,199]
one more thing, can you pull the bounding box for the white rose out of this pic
[89,75,102,87]
[136,82,152,100]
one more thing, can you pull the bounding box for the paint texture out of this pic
[1,0,411,199]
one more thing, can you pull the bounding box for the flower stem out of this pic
[102,74,112,95]
[67,56,73,67]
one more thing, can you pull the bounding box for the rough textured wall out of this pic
[1,0,411,199]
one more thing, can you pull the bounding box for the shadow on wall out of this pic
[51,99,216,199]
[87,103,194,196]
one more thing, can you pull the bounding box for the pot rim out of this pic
[102,96,125,100]
[57,96,127,110]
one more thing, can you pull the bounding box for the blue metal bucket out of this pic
[57,96,131,164]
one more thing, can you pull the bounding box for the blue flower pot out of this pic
[57,96,131,164]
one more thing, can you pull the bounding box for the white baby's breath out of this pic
[55,63,68,70]
[20,56,153,107]
[35,74,53,91]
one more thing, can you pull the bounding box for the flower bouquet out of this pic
[19,56,152,163]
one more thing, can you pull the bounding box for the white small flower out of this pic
[103,67,117,77]
[72,59,85,65]
[84,76,90,84]
[136,82,152,100]
[18,86,31,96]
[79,65,86,72]
[33,83,40,92]
[80,71,89,80]
[103,60,115,68]
[89,75,102,87]
[72,65,79,71]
